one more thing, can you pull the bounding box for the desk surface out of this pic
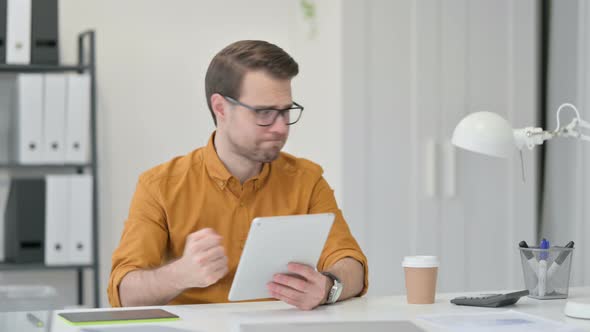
[5,288,590,331]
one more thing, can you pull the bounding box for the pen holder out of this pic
[519,247,574,300]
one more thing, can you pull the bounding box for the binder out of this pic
[4,178,45,263]
[45,175,93,265]
[5,0,31,64]
[44,175,69,265]
[16,74,43,164]
[30,0,58,64]
[42,74,66,164]
[0,74,15,162]
[67,175,93,265]
[0,177,10,261]
[65,74,90,163]
[0,0,7,63]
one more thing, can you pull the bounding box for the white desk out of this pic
[6,288,590,331]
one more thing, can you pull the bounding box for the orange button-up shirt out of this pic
[108,133,368,307]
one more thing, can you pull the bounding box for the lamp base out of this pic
[564,299,590,319]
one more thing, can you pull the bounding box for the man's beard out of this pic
[229,136,285,163]
[258,147,281,163]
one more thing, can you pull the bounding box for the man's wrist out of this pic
[161,259,185,292]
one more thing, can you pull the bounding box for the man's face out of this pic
[222,70,292,163]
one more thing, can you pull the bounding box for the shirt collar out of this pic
[204,132,233,186]
[204,132,272,190]
[251,161,270,190]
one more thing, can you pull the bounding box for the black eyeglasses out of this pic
[222,95,304,127]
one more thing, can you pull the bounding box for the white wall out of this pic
[343,0,539,295]
[287,1,343,206]
[58,0,346,306]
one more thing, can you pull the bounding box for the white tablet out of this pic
[228,213,335,301]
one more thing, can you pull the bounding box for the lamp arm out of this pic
[551,102,590,141]
[513,127,553,150]
[554,103,582,132]
[514,103,590,149]
[554,117,590,142]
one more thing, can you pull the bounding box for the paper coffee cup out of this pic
[402,256,439,304]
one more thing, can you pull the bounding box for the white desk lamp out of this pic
[452,103,590,155]
[451,102,590,319]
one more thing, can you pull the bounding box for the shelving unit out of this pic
[0,164,91,169]
[0,30,99,308]
[0,65,90,72]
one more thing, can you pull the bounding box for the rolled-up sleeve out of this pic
[310,177,369,296]
[107,176,169,307]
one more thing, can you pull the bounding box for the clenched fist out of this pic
[171,228,229,290]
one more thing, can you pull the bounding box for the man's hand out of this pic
[171,228,229,290]
[266,262,332,310]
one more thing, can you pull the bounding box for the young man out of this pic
[108,40,368,310]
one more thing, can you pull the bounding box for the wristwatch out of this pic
[321,272,344,304]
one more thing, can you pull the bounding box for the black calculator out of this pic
[450,290,529,307]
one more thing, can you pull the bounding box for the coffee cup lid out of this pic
[402,256,439,268]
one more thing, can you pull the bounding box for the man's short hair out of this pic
[205,40,299,126]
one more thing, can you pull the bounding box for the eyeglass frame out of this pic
[221,95,304,127]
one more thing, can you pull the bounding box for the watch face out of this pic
[332,282,344,302]
[322,272,344,304]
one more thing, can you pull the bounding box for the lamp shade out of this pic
[451,111,515,158]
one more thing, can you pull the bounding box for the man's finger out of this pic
[209,256,229,273]
[188,236,223,254]
[271,292,299,307]
[207,253,228,266]
[194,248,226,266]
[273,273,309,293]
[267,282,304,302]
[287,263,320,282]
[267,283,300,306]
[202,245,226,261]
[211,264,229,280]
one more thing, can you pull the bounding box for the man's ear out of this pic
[211,93,227,124]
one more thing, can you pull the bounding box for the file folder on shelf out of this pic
[0,74,15,162]
[30,0,59,65]
[65,74,90,163]
[42,74,66,164]
[16,74,44,164]
[0,74,44,163]
[45,175,93,266]
[67,175,92,265]
[0,0,7,63]
[44,175,69,265]
[5,0,31,64]
[4,178,45,263]
[0,177,10,262]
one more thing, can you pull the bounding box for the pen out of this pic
[547,241,575,280]
[27,313,44,328]
[519,241,539,272]
[538,238,549,296]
